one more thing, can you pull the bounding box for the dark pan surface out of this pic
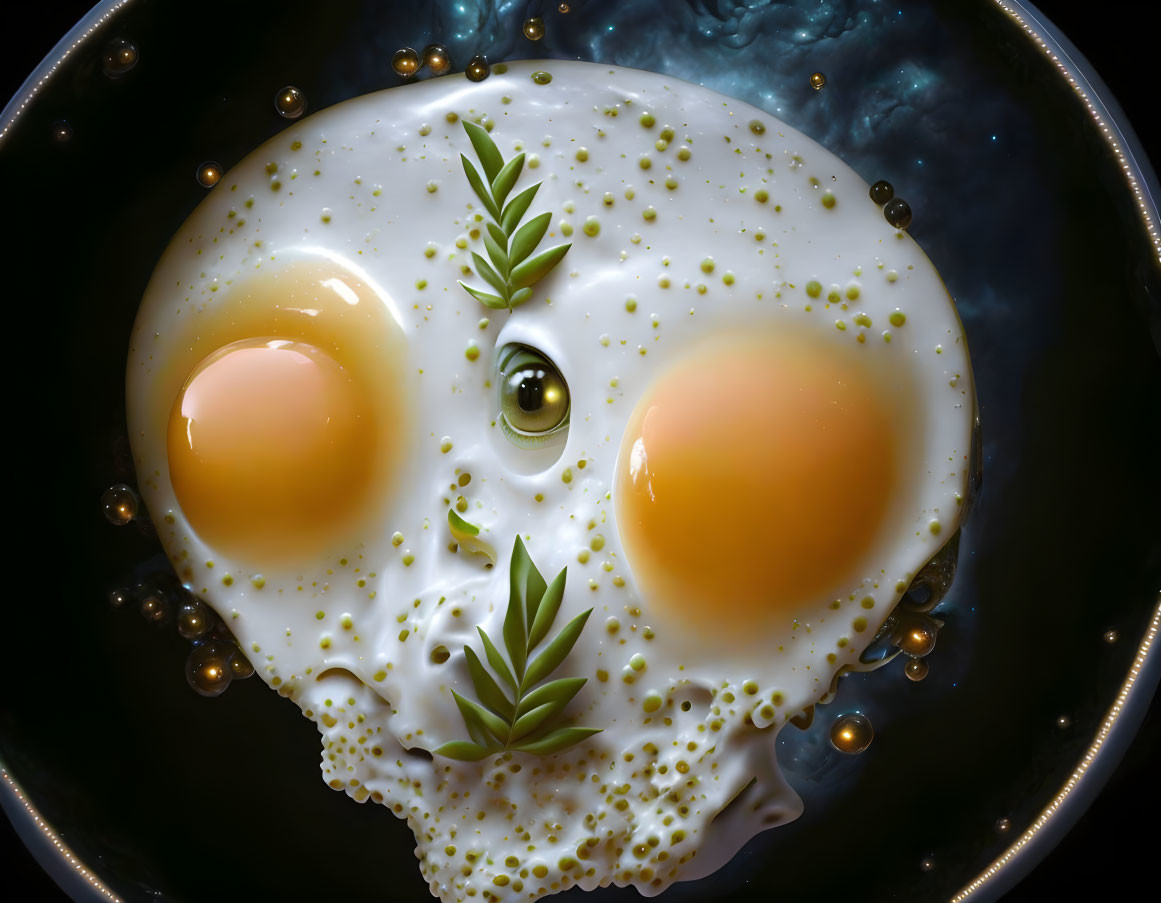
[2,1,1158,900]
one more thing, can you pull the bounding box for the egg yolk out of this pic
[168,339,379,566]
[154,259,410,570]
[614,329,909,641]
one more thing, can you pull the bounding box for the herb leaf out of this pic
[455,123,570,310]
[460,155,500,221]
[509,286,534,308]
[430,740,493,761]
[447,509,479,536]
[523,608,592,689]
[463,120,504,183]
[450,689,498,747]
[509,243,571,290]
[451,689,509,745]
[490,153,525,209]
[528,568,566,649]
[482,235,508,280]
[501,183,540,233]
[457,282,508,309]
[508,211,552,268]
[514,676,586,720]
[463,647,514,720]
[471,252,508,297]
[511,702,557,741]
[434,536,601,759]
[478,627,516,692]
[512,727,602,756]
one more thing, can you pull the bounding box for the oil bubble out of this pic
[523,17,545,40]
[392,47,420,77]
[187,641,234,696]
[102,38,138,78]
[423,44,451,75]
[884,197,913,229]
[108,587,130,608]
[101,483,138,525]
[896,619,937,657]
[466,55,490,82]
[869,180,894,206]
[274,85,306,119]
[196,161,222,188]
[229,648,255,679]
[904,656,929,682]
[829,712,873,754]
[139,588,169,626]
[50,120,73,144]
[177,599,214,640]
[809,72,826,91]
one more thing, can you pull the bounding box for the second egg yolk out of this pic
[614,329,908,642]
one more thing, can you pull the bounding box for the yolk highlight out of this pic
[614,330,905,641]
[168,339,378,567]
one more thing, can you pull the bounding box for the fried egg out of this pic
[127,60,974,901]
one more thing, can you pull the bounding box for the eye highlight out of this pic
[497,344,570,447]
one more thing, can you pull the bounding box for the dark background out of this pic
[1,1,1157,900]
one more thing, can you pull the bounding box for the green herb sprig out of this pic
[433,536,600,760]
[457,120,571,310]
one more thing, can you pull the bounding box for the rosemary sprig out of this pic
[433,536,600,760]
[456,120,571,310]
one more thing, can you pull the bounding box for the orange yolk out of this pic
[168,340,378,567]
[614,330,907,641]
[155,259,410,571]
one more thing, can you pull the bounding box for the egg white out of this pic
[127,60,974,901]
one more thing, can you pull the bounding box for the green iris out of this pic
[498,345,570,445]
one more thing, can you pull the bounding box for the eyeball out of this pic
[497,344,570,446]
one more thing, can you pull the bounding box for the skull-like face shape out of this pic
[127,60,973,902]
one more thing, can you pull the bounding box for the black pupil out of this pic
[515,368,546,412]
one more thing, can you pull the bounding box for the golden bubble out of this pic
[229,649,255,679]
[108,588,130,609]
[139,591,168,625]
[187,641,233,696]
[423,44,452,75]
[102,38,138,78]
[1056,714,1072,729]
[904,656,929,682]
[101,483,138,525]
[196,161,222,188]
[919,856,936,873]
[896,617,937,657]
[523,17,545,40]
[50,120,73,144]
[809,71,826,91]
[392,46,420,77]
[177,599,214,640]
[559,2,571,11]
[274,85,306,119]
[1103,629,1119,644]
[466,54,490,82]
[829,712,873,754]
[995,817,1012,835]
